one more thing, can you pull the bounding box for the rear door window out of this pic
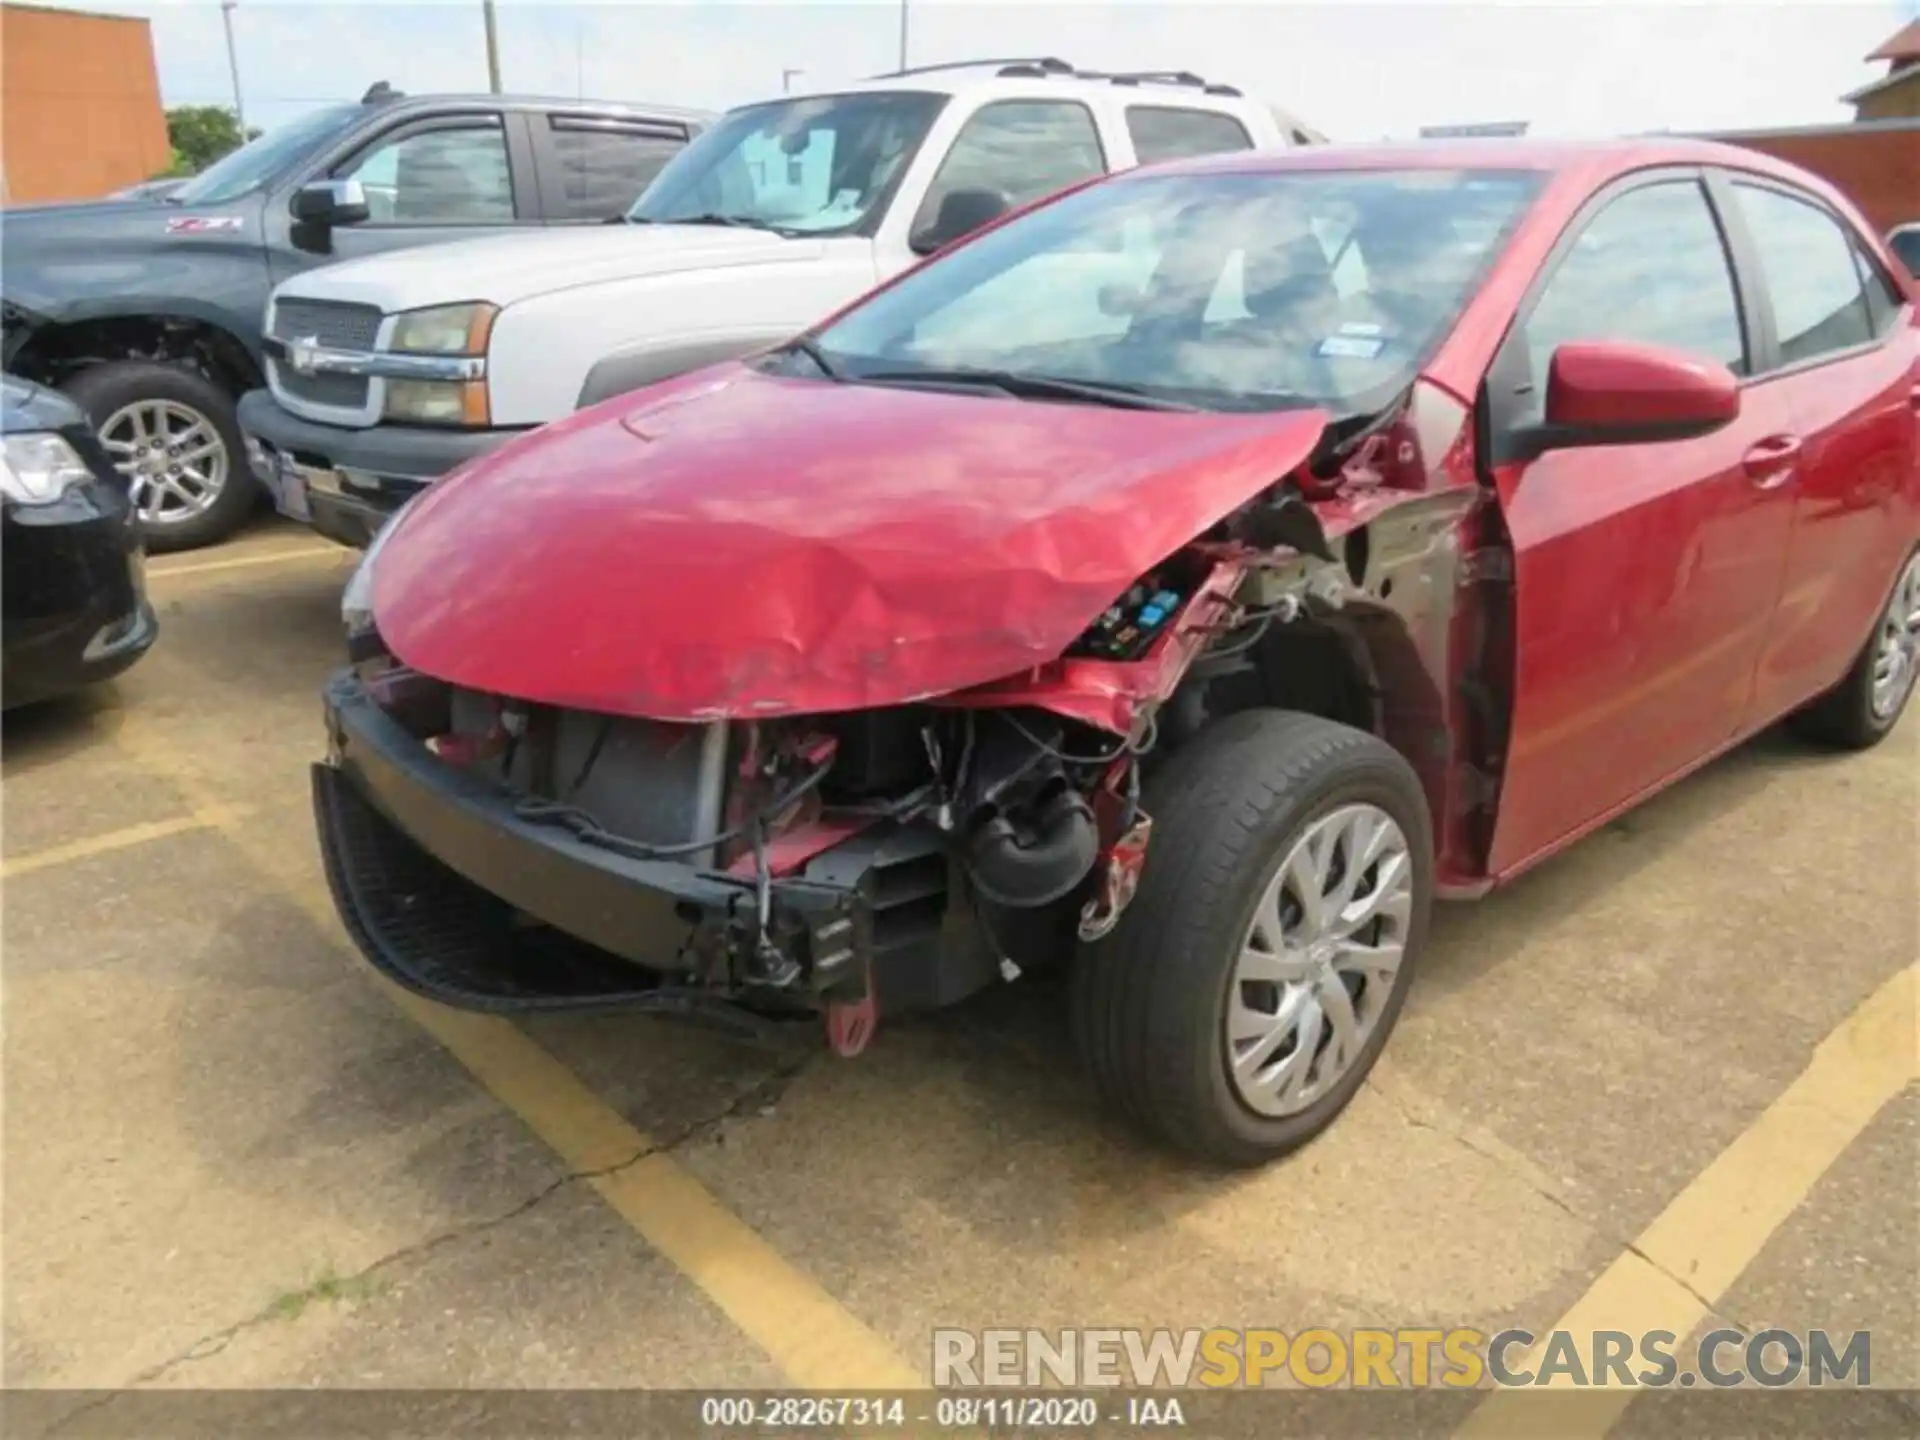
[1732,182,1875,367]
[546,117,689,220]
[1852,236,1906,338]
[1125,107,1254,165]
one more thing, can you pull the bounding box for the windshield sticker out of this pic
[166,216,245,235]
[1337,321,1384,337]
[1317,334,1385,360]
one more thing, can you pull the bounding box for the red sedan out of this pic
[315,139,1918,1165]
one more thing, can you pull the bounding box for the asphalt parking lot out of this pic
[4,519,1915,1436]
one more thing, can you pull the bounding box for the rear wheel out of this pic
[64,361,254,553]
[1071,710,1432,1166]
[1789,546,1920,750]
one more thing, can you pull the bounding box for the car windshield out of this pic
[627,90,946,235]
[171,104,362,206]
[811,167,1544,414]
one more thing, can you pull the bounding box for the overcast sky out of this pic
[44,0,1920,140]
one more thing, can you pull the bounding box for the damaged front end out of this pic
[316,371,1496,1052]
[315,662,1150,1052]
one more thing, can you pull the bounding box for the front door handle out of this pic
[1742,434,1801,489]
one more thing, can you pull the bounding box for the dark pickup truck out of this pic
[1,84,711,551]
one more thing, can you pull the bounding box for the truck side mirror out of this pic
[291,179,372,229]
[910,187,1011,256]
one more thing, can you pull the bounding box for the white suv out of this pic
[238,58,1314,545]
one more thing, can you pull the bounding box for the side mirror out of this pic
[910,187,1011,255]
[1534,341,1739,452]
[291,179,371,228]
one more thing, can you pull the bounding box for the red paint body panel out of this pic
[367,135,1920,894]
[1485,385,1802,874]
[1546,342,1740,432]
[1748,341,1920,719]
[373,365,1331,721]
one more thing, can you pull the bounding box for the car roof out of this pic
[381,93,718,124]
[794,59,1269,112]
[1139,135,1834,185]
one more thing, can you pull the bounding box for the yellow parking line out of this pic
[144,546,344,581]
[0,808,243,879]
[422,1005,924,1388]
[108,719,922,1390]
[1456,963,1918,1438]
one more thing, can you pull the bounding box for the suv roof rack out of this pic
[876,57,1074,79]
[1074,68,1245,97]
[871,57,1242,97]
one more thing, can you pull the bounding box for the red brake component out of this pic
[825,995,877,1058]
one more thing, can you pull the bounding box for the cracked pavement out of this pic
[4,526,1915,1425]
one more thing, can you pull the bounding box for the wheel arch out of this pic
[5,308,262,397]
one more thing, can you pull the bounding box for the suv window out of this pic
[1126,107,1254,165]
[1889,227,1920,280]
[913,101,1105,236]
[548,118,687,220]
[337,120,515,224]
[1733,182,1874,366]
[1517,179,1746,422]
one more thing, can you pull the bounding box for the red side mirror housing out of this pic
[1543,341,1740,447]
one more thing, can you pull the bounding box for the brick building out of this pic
[1845,18,1920,121]
[0,2,169,203]
[1710,19,1919,235]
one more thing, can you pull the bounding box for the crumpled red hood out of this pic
[372,364,1330,720]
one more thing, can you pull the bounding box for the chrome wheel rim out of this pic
[1870,552,1920,721]
[1225,803,1414,1118]
[99,399,228,526]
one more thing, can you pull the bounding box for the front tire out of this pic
[1788,545,1920,751]
[64,361,254,553]
[1071,710,1433,1167]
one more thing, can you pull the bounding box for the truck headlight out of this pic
[0,433,92,505]
[389,302,497,355]
[384,378,490,426]
[341,496,416,640]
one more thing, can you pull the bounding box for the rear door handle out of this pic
[1908,383,1920,413]
[1742,434,1801,488]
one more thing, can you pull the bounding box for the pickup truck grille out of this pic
[278,370,371,409]
[271,298,382,351]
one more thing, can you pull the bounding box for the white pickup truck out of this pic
[238,58,1315,546]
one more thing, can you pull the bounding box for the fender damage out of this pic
[326,363,1495,1038]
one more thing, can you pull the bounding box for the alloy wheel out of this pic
[1870,551,1920,721]
[1225,802,1415,1117]
[99,399,230,528]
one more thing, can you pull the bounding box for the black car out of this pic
[1,83,709,553]
[2,373,157,708]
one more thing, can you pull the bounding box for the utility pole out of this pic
[482,0,503,94]
[219,0,246,132]
[782,68,804,93]
[897,0,908,71]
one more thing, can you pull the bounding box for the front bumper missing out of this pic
[314,672,874,1025]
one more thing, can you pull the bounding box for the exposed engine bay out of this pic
[327,383,1499,1056]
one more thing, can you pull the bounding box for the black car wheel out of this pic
[64,361,255,553]
[1071,710,1433,1167]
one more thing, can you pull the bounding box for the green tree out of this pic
[162,106,263,174]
